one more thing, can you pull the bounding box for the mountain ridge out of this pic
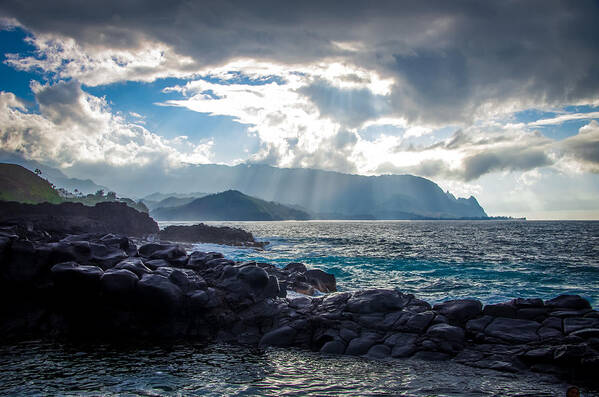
[152,190,311,221]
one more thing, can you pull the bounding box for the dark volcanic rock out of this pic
[137,274,184,314]
[484,318,540,344]
[0,201,158,237]
[159,224,267,248]
[433,299,482,324]
[1,230,598,387]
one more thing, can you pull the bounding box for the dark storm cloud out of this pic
[2,0,599,124]
[298,79,390,128]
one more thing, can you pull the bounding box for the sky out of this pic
[0,1,598,219]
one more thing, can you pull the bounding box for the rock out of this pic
[51,262,104,290]
[538,327,563,340]
[284,262,307,273]
[101,269,138,296]
[144,259,171,270]
[484,318,540,344]
[523,347,554,361]
[367,344,391,359]
[305,269,336,293]
[550,309,591,318]
[113,257,152,277]
[137,274,184,314]
[413,351,450,361]
[384,332,418,347]
[483,302,517,318]
[466,316,494,334]
[517,308,548,321]
[570,328,599,339]
[346,290,408,314]
[345,336,377,355]
[259,326,297,347]
[513,298,544,308]
[340,328,359,342]
[563,318,599,334]
[88,243,128,269]
[474,359,521,373]
[426,323,465,343]
[404,311,435,332]
[320,340,346,354]
[159,224,264,247]
[553,344,588,362]
[2,240,45,282]
[391,343,417,358]
[168,268,207,292]
[238,266,270,290]
[433,299,482,323]
[541,317,562,330]
[187,251,224,269]
[545,295,591,310]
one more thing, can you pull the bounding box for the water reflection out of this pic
[0,340,588,396]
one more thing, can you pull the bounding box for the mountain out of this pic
[142,194,207,211]
[0,163,63,204]
[145,164,487,219]
[143,192,208,202]
[0,151,108,194]
[152,190,311,221]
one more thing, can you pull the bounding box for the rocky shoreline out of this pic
[1,226,598,387]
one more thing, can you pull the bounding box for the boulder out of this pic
[144,259,171,270]
[259,326,297,347]
[484,318,540,344]
[51,262,104,289]
[367,344,391,359]
[113,258,152,277]
[545,295,591,310]
[403,311,435,332]
[187,251,224,269]
[305,269,336,293]
[433,299,482,323]
[345,336,377,355]
[426,323,465,343]
[101,268,138,296]
[238,266,269,290]
[563,318,599,334]
[320,340,346,354]
[88,243,128,269]
[137,274,184,313]
[284,262,307,273]
[483,302,517,318]
[345,290,409,314]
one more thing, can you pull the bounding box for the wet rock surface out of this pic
[0,226,598,387]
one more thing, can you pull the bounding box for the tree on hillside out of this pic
[34,168,42,176]
[95,189,105,197]
[106,191,117,200]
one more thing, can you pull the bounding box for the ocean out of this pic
[2,220,597,396]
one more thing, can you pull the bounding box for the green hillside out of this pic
[0,163,62,204]
[152,190,311,221]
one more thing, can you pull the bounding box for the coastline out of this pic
[1,225,598,388]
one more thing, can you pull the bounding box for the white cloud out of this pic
[0,81,213,169]
[528,111,599,126]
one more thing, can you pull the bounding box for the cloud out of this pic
[528,112,599,127]
[0,82,213,170]
[2,1,598,123]
[559,120,599,172]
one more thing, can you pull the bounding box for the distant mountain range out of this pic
[142,193,208,211]
[0,153,489,219]
[146,164,487,219]
[0,151,108,194]
[152,190,311,221]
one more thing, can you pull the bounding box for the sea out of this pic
[2,220,598,396]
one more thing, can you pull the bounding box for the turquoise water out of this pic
[162,220,599,307]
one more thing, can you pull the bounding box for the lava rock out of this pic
[484,318,540,344]
[433,299,482,324]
